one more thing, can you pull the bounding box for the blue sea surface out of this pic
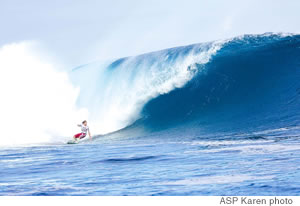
[1,126,300,195]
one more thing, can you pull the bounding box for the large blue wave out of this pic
[71,33,300,138]
[140,34,300,132]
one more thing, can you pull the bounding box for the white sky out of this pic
[1,0,299,68]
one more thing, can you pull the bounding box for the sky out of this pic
[0,0,300,68]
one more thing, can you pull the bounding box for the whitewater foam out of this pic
[0,42,88,147]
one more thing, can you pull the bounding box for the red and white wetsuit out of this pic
[74,124,89,139]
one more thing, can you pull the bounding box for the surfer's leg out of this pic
[74,133,82,141]
[79,134,86,139]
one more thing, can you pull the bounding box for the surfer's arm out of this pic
[88,129,92,139]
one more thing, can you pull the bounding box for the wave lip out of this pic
[138,33,300,132]
[96,33,300,139]
[71,40,225,134]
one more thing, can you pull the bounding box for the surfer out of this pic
[73,120,92,141]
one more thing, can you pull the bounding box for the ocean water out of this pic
[1,127,300,195]
[1,33,300,195]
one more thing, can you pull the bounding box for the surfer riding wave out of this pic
[73,120,92,141]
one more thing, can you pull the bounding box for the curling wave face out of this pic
[72,33,300,138]
[71,40,224,134]
[1,33,298,147]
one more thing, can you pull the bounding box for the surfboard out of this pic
[67,140,79,144]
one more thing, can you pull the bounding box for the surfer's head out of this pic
[82,120,87,126]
